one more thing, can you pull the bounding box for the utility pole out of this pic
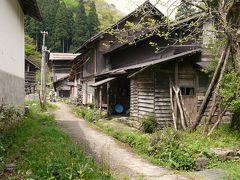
[40,31,48,109]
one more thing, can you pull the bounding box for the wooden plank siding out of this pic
[130,68,173,128]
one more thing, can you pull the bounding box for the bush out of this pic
[141,115,157,133]
[229,100,240,130]
[149,129,195,170]
[0,104,23,130]
[74,107,101,122]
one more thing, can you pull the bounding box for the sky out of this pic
[105,0,180,19]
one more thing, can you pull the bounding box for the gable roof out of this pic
[75,0,164,53]
[18,0,42,21]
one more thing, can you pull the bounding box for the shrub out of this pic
[85,110,94,122]
[141,115,157,133]
[0,104,23,130]
[149,129,195,170]
[229,100,240,130]
[74,107,101,122]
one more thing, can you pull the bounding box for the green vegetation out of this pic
[25,35,41,65]
[25,0,123,53]
[141,115,157,133]
[71,0,89,50]
[0,102,111,179]
[175,0,197,19]
[73,106,101,123]
[0,104,23,131]
[73,106,240,178]
[87,1,100,38]
[98,123,240,178]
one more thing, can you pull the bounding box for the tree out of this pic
[72,0,89,51]
[87,0,100,38]
[25,35,41,65]
[175,0,196,19]
[52,2,69,52]
[38,0,60,49]
[25,16,42,51]
[66,8,74,52]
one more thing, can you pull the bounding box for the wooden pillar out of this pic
[107,82,110,116]
[99,86,103,117]
[174,61,179,122]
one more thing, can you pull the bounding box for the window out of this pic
[180,87,195,96]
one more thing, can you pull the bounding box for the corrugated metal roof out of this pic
[19,0,42,21]
[49,53,80,61]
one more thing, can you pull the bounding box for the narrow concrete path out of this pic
[53,102,190,180]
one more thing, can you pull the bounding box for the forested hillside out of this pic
[25,0,124,54]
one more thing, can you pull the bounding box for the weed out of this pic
[0,101,111,179]
[141,115,157,133]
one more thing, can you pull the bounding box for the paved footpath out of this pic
[53,103,210,180]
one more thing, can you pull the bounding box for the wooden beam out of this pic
[128,65,151,79]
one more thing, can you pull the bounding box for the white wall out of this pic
[0,0,24,78]
[0,0,25,106]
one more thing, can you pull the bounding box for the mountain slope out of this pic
[64,0,125,30]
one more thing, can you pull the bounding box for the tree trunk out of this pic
[203,48,229,135]
[191,41,231,131]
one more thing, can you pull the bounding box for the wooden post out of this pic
[107,83,110,116]
[99,86,103,117]
[169,79,177,130]
[174,61,179,123]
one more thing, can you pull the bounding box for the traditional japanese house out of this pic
[52,75,73,98]
[49,53,79,97]
[70,1,216,128]
[70,1,164,105]
[25,58,40,94]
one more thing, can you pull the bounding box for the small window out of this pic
[180,87,195,96]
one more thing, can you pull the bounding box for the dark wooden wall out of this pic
[25,61,38,94]
[109,36,170,70]
[130,66,174,128]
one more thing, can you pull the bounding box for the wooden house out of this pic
[70,1,215,128]
[0,0,41,106]
[53,75,74,98]
[70,1,164,105]
[49,53,79,97]
[25,58,40,94]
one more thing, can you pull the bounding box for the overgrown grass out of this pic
[97,123,240,178]
[0,101,111,179]
[73,106,240,178]
[73,106,101,122]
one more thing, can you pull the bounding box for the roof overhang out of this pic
[90,77,116,87]
[18,0,42,21]
[53,75,69,84]
[74,1,164,53]
[25,58,40,69]
[49,53,81,61]
[196,61,210,69]
[98,48,202,77]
